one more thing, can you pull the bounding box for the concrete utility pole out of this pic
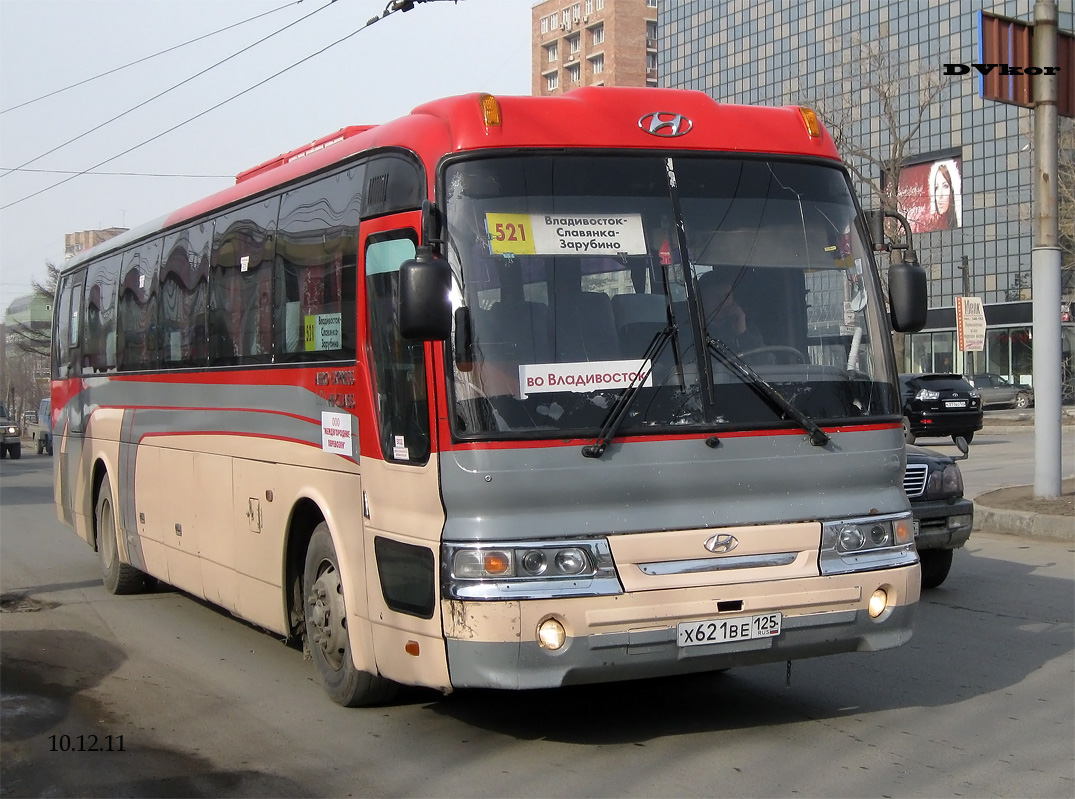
[1032,0,1062,498]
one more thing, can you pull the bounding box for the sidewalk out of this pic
[970,408,1074,541]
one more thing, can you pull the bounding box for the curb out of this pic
[973,502,1074,541]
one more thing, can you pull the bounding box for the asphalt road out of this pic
[2,440,1073,798]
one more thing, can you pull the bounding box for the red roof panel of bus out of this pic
[164,87,841,230]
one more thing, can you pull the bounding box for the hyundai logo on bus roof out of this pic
[638,112,694,137]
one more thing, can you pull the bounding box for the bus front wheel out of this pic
[96,474,154,594]
[303,523,397,707]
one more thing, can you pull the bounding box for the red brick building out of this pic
[531,0,658,96]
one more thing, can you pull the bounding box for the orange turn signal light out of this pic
[798,106,822,138]
[483,551,511,575]
[479,93,502,127]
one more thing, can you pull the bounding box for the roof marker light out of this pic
[479,93,502,127]
[799,107,822,138]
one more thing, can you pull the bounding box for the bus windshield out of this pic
[444,154,899,440]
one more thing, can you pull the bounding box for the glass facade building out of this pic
[660,0,1073,392]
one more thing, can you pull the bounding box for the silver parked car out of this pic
[966,373,1033,409]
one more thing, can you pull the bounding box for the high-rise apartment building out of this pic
[661,0,1074,388]
[531,0,659,96]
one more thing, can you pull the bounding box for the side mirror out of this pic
[399,250,451,341]
[952,435,970,459]
[888,258,927,333]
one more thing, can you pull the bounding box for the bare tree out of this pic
[809,37,948,367]
[7,261,59,359]
[1059,116,1074,299]
[812,36,947,223]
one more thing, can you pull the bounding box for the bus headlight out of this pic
[444,538,622,600]
[820,513,917,575]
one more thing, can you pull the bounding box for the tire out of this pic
[96,474,154,594]
[956,431,974,444]
[919,548,954,589]
[1015,392,1030,409]
[8,443,20,460]
[303,523,397,707]
[0,444,6,459]
[903,418,916,445]
[46,437,53,456]
[35,437,44,455]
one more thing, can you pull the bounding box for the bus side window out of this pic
[85,255,120,374]
[160,224,211,368]
[117,240,163,371]
[274,165,362,361]
[54,274,84,379]
[209,198,279,366]
[365,231,430,465]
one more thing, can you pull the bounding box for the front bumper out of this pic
[443,567,919,690]
[911,496,974,550]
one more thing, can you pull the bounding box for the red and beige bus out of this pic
[52,88,928,706]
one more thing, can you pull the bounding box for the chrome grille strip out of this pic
[639,552,798,576]
[904,463,928,497]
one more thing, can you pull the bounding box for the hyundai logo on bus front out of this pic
[638,112,693,137]
[704,533,739,554]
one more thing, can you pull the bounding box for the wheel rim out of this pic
[307,560,347,671]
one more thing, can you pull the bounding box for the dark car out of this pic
[899,373,983,444]
[966,372,1033,409]
[905,445,973,588]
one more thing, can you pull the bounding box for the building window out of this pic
[591,54,604,74]
[592,24,604,46]
[596,0,604,8]
[568,63,580,83]
[573,3,581,22]
[647,21,657,41]
[547,42,558,63]
[647,0,657,6]
[568,34,581,54]
[648,53,658,70]
[547,73,559,91]
[585,0,593,13]
[541,16,548,34]
[562,9,570,27]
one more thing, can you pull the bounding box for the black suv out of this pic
[905,445,973,588]
[899,373,983,444]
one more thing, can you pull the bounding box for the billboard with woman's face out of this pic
[893,156,963,234]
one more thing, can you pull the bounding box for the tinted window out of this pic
[54,273,84,379]
[84,255,120,373]
[160,223,211,368]
[117,240,163,371]
[209,198,279,365]
[362,153,424,218]
[274,167,362,362]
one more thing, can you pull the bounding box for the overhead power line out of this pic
[1,0,459,212]
[1,167,231,179]
[0,0,305,115]
[1,0,340,178]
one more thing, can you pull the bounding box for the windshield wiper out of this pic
[706,337,831,447]
[582,324,677,459]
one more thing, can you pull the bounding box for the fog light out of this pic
[537,618,566,650]
[868,589,889,618]
[555,548,587,575]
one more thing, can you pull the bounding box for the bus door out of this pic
[52,271,88,532]
[357,215,450,691]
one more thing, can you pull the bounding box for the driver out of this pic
[697,268,764,352]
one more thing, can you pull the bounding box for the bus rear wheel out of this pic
[303,523,397,707]
[96,474,154,594]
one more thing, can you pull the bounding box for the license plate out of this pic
[944,400,967,408]
[677,612,782,647]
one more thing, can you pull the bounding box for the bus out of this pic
[52,88,928,706]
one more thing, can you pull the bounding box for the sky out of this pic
[0,0,532,313]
